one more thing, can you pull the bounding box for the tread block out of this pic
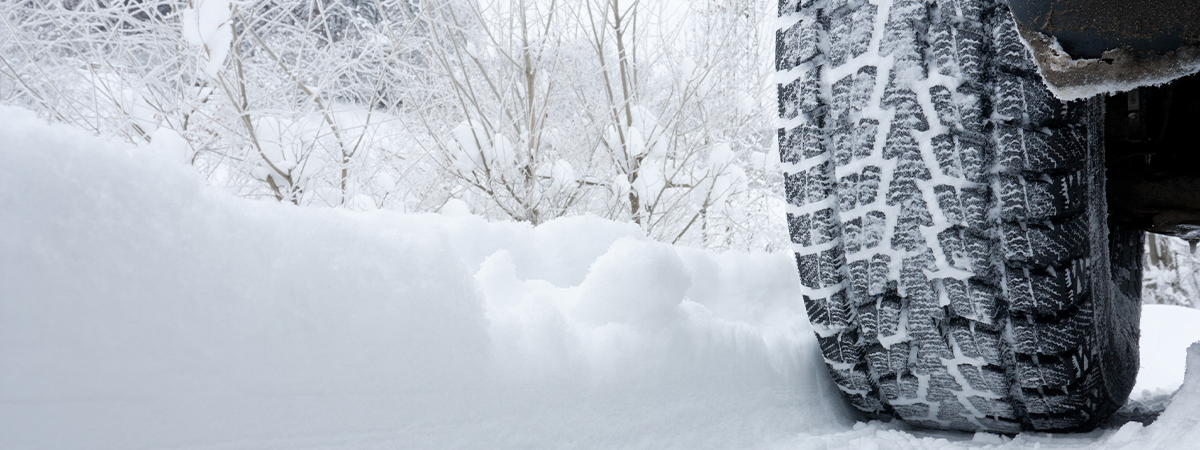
[860,293,905,339]
[776,14,821,71]
[854,119,880,161]
[954,86,988,134]
[930,85,958,128]
[930,21,984,80]
[881,0,929,73]
[993,72,1081,127]
[996,124,1087,173]
[850,67,877,115]
[885,177,926,208]
[932,134,963,178]
[1016,357,1080,390]
[1011,302,1093,355]
[949,321,1003,362]
[788,212,811,245]
[867,342,911,377]
[832,125,855,168]
[938,227,967,269]
[778,124,823,164]
[862,210,886,250]
[935,184,965,225]
[1006,258,1087,315]
[828,365,875,392]
[831,74,855,125]
[1002,214,1089,266]
[819,246,847,288]
[839,172,860,212]
[848,392,886,412]
[976,417,1023,435]
[798,253,820,289]
[990,9,1037,73]
[849,259,870,299]
[883,84,931,133]
[945,280,984,321]
[999,171,1087,221]
[858,165,882,205]
[1023,393,1087,416]
[957,364,1008,393]
[895,146,934,181]
[960,185,992,230]
[784,172,807,207]
[936,0,984,23]
[829,13,854,68]
[779,66,825,120]
[890,200,934,252]
[844,216,863,254]
[804,291,855,329]
[926,372,965,402]
[819,328,862,363]
[812,207,841,245]
[897,408,931,424]
[963,231,999,280]
[869,254,891,295]
[807,161,836,204]
[957,134,991,182]
[829,2,877,67]
[849,5,877,59]
[967,395,1018,420]
[880,373,923,401]
[778,0,803,17]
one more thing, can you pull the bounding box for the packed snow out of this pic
[3,104,1200,449]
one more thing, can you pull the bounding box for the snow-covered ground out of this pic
[3,104,1200,449]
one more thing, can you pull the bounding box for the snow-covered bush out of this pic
[1,0,786,250]
[1143,234,1200,307]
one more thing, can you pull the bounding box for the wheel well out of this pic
[1105,71,1200,241]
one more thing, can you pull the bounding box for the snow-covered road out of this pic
[3,105,1199,449]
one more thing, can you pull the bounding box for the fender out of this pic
[1005,0,1200,99]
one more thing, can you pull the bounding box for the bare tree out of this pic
[2,0,788,250]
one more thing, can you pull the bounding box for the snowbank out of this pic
[5,104,1200,449]
[1133,305,1200,397]
[1121,342,1200,450]
[0,105,851,449]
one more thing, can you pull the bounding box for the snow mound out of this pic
[6,104,1200,449]
[1128,342,1200,449]
[0,105,852,449]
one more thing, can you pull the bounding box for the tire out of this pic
[776,0,1143,433]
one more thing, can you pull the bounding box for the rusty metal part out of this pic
[1007,0,1200,58]
[1006,0,1200,100]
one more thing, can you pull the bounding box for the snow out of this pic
[1133,305,1200,398]
[3,103,1200,449]
[0,105,847,449]
[181,0,233,78]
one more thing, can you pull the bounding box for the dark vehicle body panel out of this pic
[1007,0,1200,58]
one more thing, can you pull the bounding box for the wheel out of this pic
[776,0,1143,432]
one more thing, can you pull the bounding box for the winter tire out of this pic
[776,0,1143,432]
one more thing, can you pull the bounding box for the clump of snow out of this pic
[146,126,192,164]
[181,0,233,78]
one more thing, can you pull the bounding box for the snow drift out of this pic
[0,105,849,449]
[4,104,1200,449]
